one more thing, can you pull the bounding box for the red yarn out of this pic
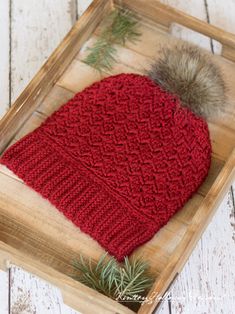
[0,73,211,261]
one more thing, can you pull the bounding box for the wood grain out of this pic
[10,266,81,314]
[170,191,235,314]
[10,0,73,104]
[0,270,9,314]
[77,0,92,17]
[0,0,112,152]
[0,242,133,314]
[63,304,82,314]
[155,297,170,314]
[37,85,74,116]
[207,0,235,54]
[114,0,235,56]
[0,0,10,118]
[0,1,235,313]
[160,0,211,50]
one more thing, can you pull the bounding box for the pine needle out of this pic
[82,9,141,72]
[72,253,118,297]
[116,258,154,299]
[71,254,154,304]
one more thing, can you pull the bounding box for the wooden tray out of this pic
[1,1,235,313]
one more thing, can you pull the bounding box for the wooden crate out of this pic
[0,0,235,313]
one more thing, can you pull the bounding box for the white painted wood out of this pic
[10,266,81,314]
[155,297,171,314]
[77,0,92,17]
[11,0,73,104]
[168,188,235,314]
[207,0,235,54]
[0,270,9,314]
[160,0,211,50]
[207,0,235,33]
[0,0,10,118]
[62,304,82,314]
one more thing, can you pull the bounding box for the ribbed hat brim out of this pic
[0,130,158,261]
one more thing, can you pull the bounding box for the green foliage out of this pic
[72,254,117,298]
[82,9,141,72]
[72,254,153,302]
[115,257,154,299]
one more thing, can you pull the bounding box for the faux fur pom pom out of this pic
[147,43,226,117]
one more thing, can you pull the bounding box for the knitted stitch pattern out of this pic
[0,73,211,261]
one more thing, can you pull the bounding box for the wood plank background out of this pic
[0,0,234,313]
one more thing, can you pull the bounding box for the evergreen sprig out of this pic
[115,258,153,299]
[72,254,153,302]
[72,254,117,298]
[82,9,141,72]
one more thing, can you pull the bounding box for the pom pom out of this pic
[147,43,226,117]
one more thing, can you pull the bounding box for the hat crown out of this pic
[41,73,211,221]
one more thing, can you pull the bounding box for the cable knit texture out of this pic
[0,73,211,261]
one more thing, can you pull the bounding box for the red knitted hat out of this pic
[0,73,211,261]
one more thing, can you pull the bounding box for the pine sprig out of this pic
[84,39,117,72]
[72,254,153,302]
[115,258,153,299]
[82,9,141,72]
[72,254,117,297]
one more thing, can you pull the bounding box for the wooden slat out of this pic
[0,242,134,314]
[57,60,105,92]
[78,35,153,71]
[63,304,82,314]
[114,0,235,54]
[10,266,67,314]
[0,0,10,118]
[206,0,235,55]
[170,190,235,314]
[154,296,170,314]
[77,0,93,17]
[93,15,209,69]
[94,17,176,58]
[37,85,74,116]
[11,0,73,104]
[198,157,224,196]
[208,56,235,128]
[222,45,235,63]
[9,265,81,314]
[207,0,235,33]
[173,194,204,225]
[160,0,211,51]
[208,123,235,161]
[0,0,112,153]
[0,270,9,314]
